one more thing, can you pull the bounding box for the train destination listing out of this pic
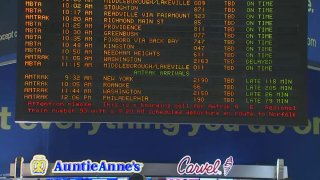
[16,0,307,125]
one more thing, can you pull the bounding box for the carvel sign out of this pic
[177,155,234,176]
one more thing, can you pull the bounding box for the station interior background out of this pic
[1,0,320,179]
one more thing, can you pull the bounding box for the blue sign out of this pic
[308,0,320,67]
[52,159,143,174]
[0,54,16,66]
[0,0,17,56]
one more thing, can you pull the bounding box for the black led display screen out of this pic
[16,0,307,125]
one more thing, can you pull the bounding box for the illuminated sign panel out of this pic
[29,155,144,176]
[52,160,144,174]
[16,0,307,125]
[176,155,234,176]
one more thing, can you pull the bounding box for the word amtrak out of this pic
[52,160,143,173]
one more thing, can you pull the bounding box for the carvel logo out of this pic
[177,155,234,176]
[52,159,144,174]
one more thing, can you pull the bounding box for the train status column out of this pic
[223,0,236,103]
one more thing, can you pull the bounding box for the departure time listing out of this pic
[17,0,307,125]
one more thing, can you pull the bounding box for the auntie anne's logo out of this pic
[30,155,49,176]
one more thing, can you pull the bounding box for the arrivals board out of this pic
[16,0,307,125]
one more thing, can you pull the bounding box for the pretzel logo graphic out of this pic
[30,155,48,176]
